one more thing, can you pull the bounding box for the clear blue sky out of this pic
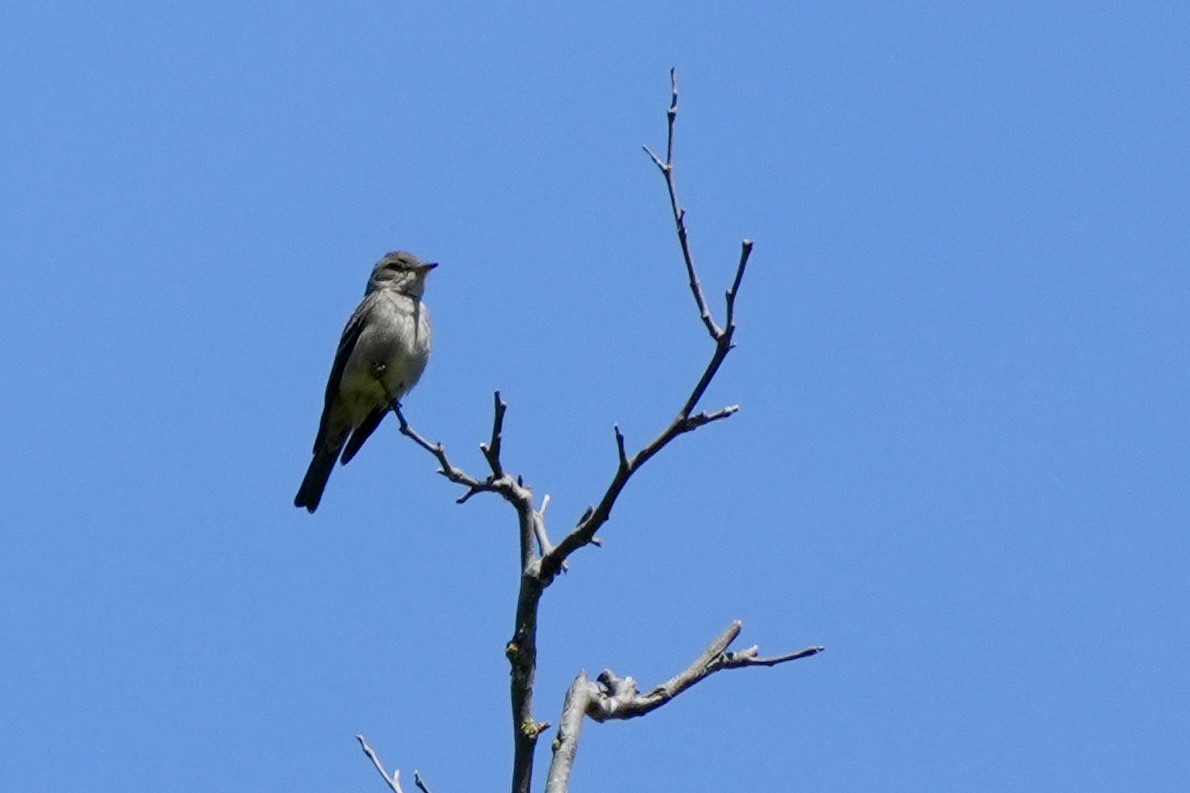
[2,3,1187,791]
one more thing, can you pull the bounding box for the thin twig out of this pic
[355,735,406,793]
[413,771,434,793]
[393,402,490,502]
[643,69,720,340]
[678,338,734,419]
[665,67,678,164]
[481,391,507,477]
[725,239,753,332]
[538,396,741,584]
[533,494,553,556]
[613,425,628,471]
[723,645,825,667]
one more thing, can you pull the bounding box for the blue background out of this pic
[2,3,1187,791]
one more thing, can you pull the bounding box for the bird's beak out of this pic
[419,262,439,273]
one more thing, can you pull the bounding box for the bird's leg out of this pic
[386,384,408,415]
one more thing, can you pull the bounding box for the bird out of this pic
[295,250,436,513]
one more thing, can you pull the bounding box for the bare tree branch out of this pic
[391,393,546,793]
[390,394,547,793]
[588,621,823,722]
[508,491,546,793]
[535,71,759,587]
[356,735,406,793]
[382,72,817,793]
[392,402,491,503]
[393,391,530,506]
[544,672,594,793]
[542,623,822,791]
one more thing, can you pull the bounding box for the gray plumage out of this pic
[295,250,436,513]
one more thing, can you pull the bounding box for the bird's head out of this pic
[366,250,438,297]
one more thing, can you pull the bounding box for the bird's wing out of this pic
[311,293,377,454]
[340,405,386,464]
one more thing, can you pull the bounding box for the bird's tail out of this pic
[294,448,338,513]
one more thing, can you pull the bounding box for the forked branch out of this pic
[392,395,544,793]
[356,734,407,793]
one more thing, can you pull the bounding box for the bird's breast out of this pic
[338,293,431,417]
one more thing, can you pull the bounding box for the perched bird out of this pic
[295,250,436,513]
